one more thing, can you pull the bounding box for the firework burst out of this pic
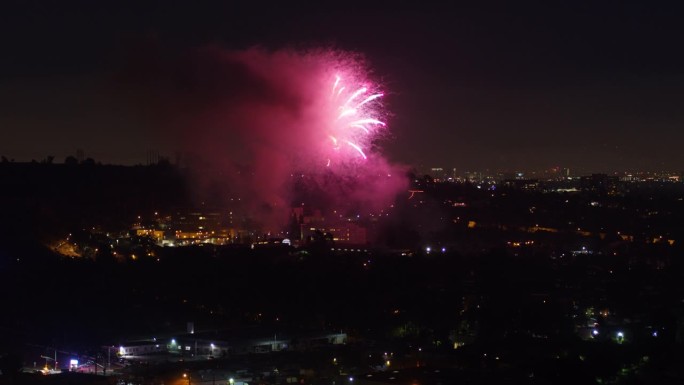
[168,47,406,229]
[324,72,385,165]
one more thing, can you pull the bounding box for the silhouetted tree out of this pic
[308,230,334,255]
[0,353,22,379]
[65,156,78,165]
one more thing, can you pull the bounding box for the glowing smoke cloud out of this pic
[168,47,406,231]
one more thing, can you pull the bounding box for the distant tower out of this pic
[76,149,84,163]
[560,167,571,178]
[146,149,159,165]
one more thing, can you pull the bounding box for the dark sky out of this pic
[2,1,683,172]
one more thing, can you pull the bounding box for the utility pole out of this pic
[40,356,54,371]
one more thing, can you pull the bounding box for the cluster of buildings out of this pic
[420,167,683,196]
[116,326,347,361]
[50,204,380,261]
[290,207,368,246]
[424,167,682,185]
[129,206,371,249]
[133,211,238,247]
[418,170,683,195]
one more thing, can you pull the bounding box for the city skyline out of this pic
[2,2,684,171]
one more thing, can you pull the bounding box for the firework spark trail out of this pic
[325,74,386,165]
[332,76,341,95]
[349,118,385,126]
[356,93,383,108]
[346,140,367,159]
[337,108,357,119]
[344,87,367,107]
[350,124,369,133]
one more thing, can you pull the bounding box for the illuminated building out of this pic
[580,174,619,195]
[300,222,367,245]
[132,209,238,246]
[502,178,539,191]
[294,208,368,245]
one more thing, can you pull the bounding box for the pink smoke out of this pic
[164,47,407,231]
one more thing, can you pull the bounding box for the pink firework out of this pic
[325,72,385,164]
[162,47,407,230]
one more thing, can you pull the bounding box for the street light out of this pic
[40,355,55,373]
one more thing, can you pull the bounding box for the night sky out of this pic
[2,1,683,172]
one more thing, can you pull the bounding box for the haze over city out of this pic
[2,2,684,171]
